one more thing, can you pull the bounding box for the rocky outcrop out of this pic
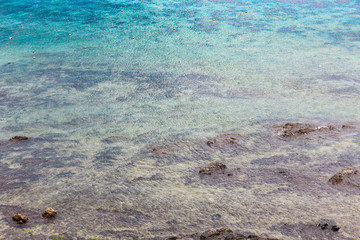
[12,213,29,224]
[42,208,57,218]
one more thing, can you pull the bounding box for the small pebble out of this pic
[42,208,57,218]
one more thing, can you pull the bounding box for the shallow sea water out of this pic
[1,0,360,239]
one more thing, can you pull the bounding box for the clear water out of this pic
[0,0,360,239]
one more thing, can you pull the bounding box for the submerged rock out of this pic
[274,123,338,139]
[199,162,227,175]
[42,208,57,218]
[200,227,235,240]
[12,213,29,224]
[329,167,359,185]
[167,237,193,240]
[168,227,278,240]
[151,144,179,157]
[102,136,124,144]
[9,136,29,142]
[274,122,360,140]
[206,134,247,152]
[342,124,356,129]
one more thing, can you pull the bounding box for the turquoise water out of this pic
[1,0,360,239]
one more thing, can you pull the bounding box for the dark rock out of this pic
[12,213,29,224]
[42,208,57,218]
[318,221,341,232]
[9,136,29,142]
[199,162,227,175]
[318,222,328,230]
[329,167,359,185]
[332,225,340,232]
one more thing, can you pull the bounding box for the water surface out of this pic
[1,0,360,239]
